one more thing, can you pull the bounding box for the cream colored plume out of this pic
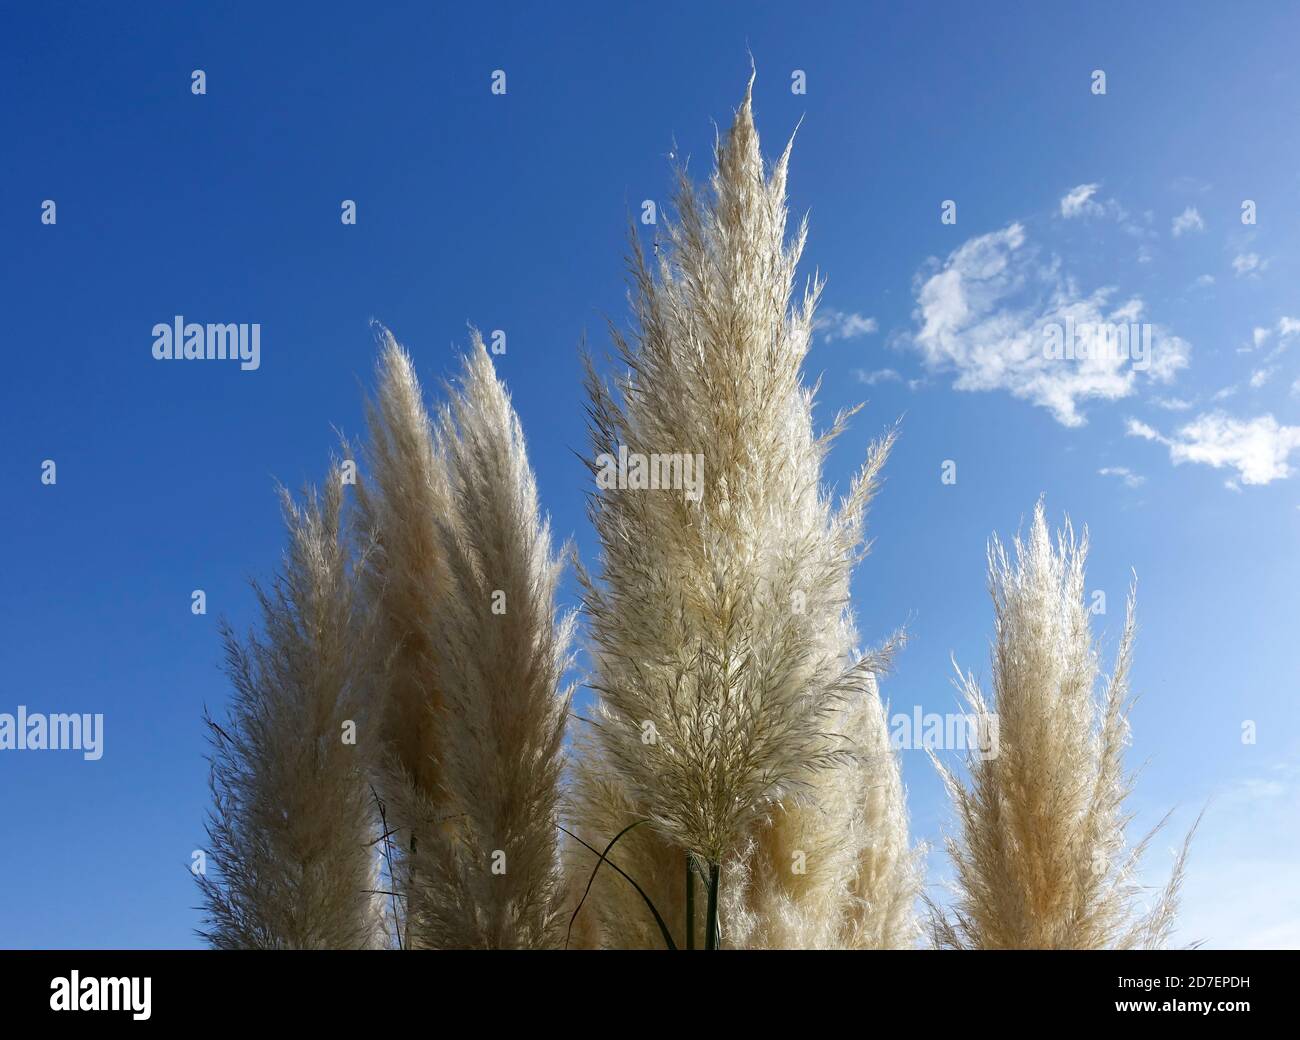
[199,467,384,949]
[931,500,1194,949]
[571,76,919,948]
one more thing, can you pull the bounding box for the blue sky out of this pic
[2,2,1297,948]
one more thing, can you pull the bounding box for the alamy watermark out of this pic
[1043,319,1150,371]
[595,444,704,502]
[50,971,150,1020]
[152,316,261,371]
[889,707,999,760]
[0,706,103,760]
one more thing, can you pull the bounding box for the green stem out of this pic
[685,853,696,951]
[561,823,677,951]
[704,861,721,950]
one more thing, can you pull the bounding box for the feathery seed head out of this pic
[575,84,918,959]
[932,499,1193,949]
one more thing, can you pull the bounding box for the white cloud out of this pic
[1245,317,1298,354]
[1151,396,1194,411]
[817,309,878,342]
[1267,317,1300,361]
[1058,184,1141,232]
[1060,183,1102,218]
[1098,465,1146,488]
[1241,317,1300,370]
[853,367,902,386]
[909,223,1190,426]
[1232,252,1267,277]
[1127,418,1161,441]
[1171,206,1205,236]
[1127,411,1300,485]
[1194,274,1215,287]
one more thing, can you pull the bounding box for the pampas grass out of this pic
[724,671,924,949]
[391,333,574,949]
[354,329,573,948]
[930,500,1194,950]
[351,329,455,947]
[198,467,383,949]
[571,76,918,947]
[196,78,1196,954]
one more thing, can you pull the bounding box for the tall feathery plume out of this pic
[723,668,924,949]
[833,679,925,949]
[567,726,696,948]
[571,77,914,948]
[198,467,383,949]
[393,333,574,948]
[931,499,1195,949]
[719,438,921,950]
[352,327,455,948]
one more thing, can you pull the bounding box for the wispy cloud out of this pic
[1058,183,1146,237]
[1169,175,1212,194]
[1098,465,1146,488]
[1060,183,1103,218]
[1171,206,1205,237]
[1127,411,1300,486]
[817,309,878,342]
[908,223,1189,426]
[1232,252,1268,277]
[1248,316,1300,362]
[853,367,902,386]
